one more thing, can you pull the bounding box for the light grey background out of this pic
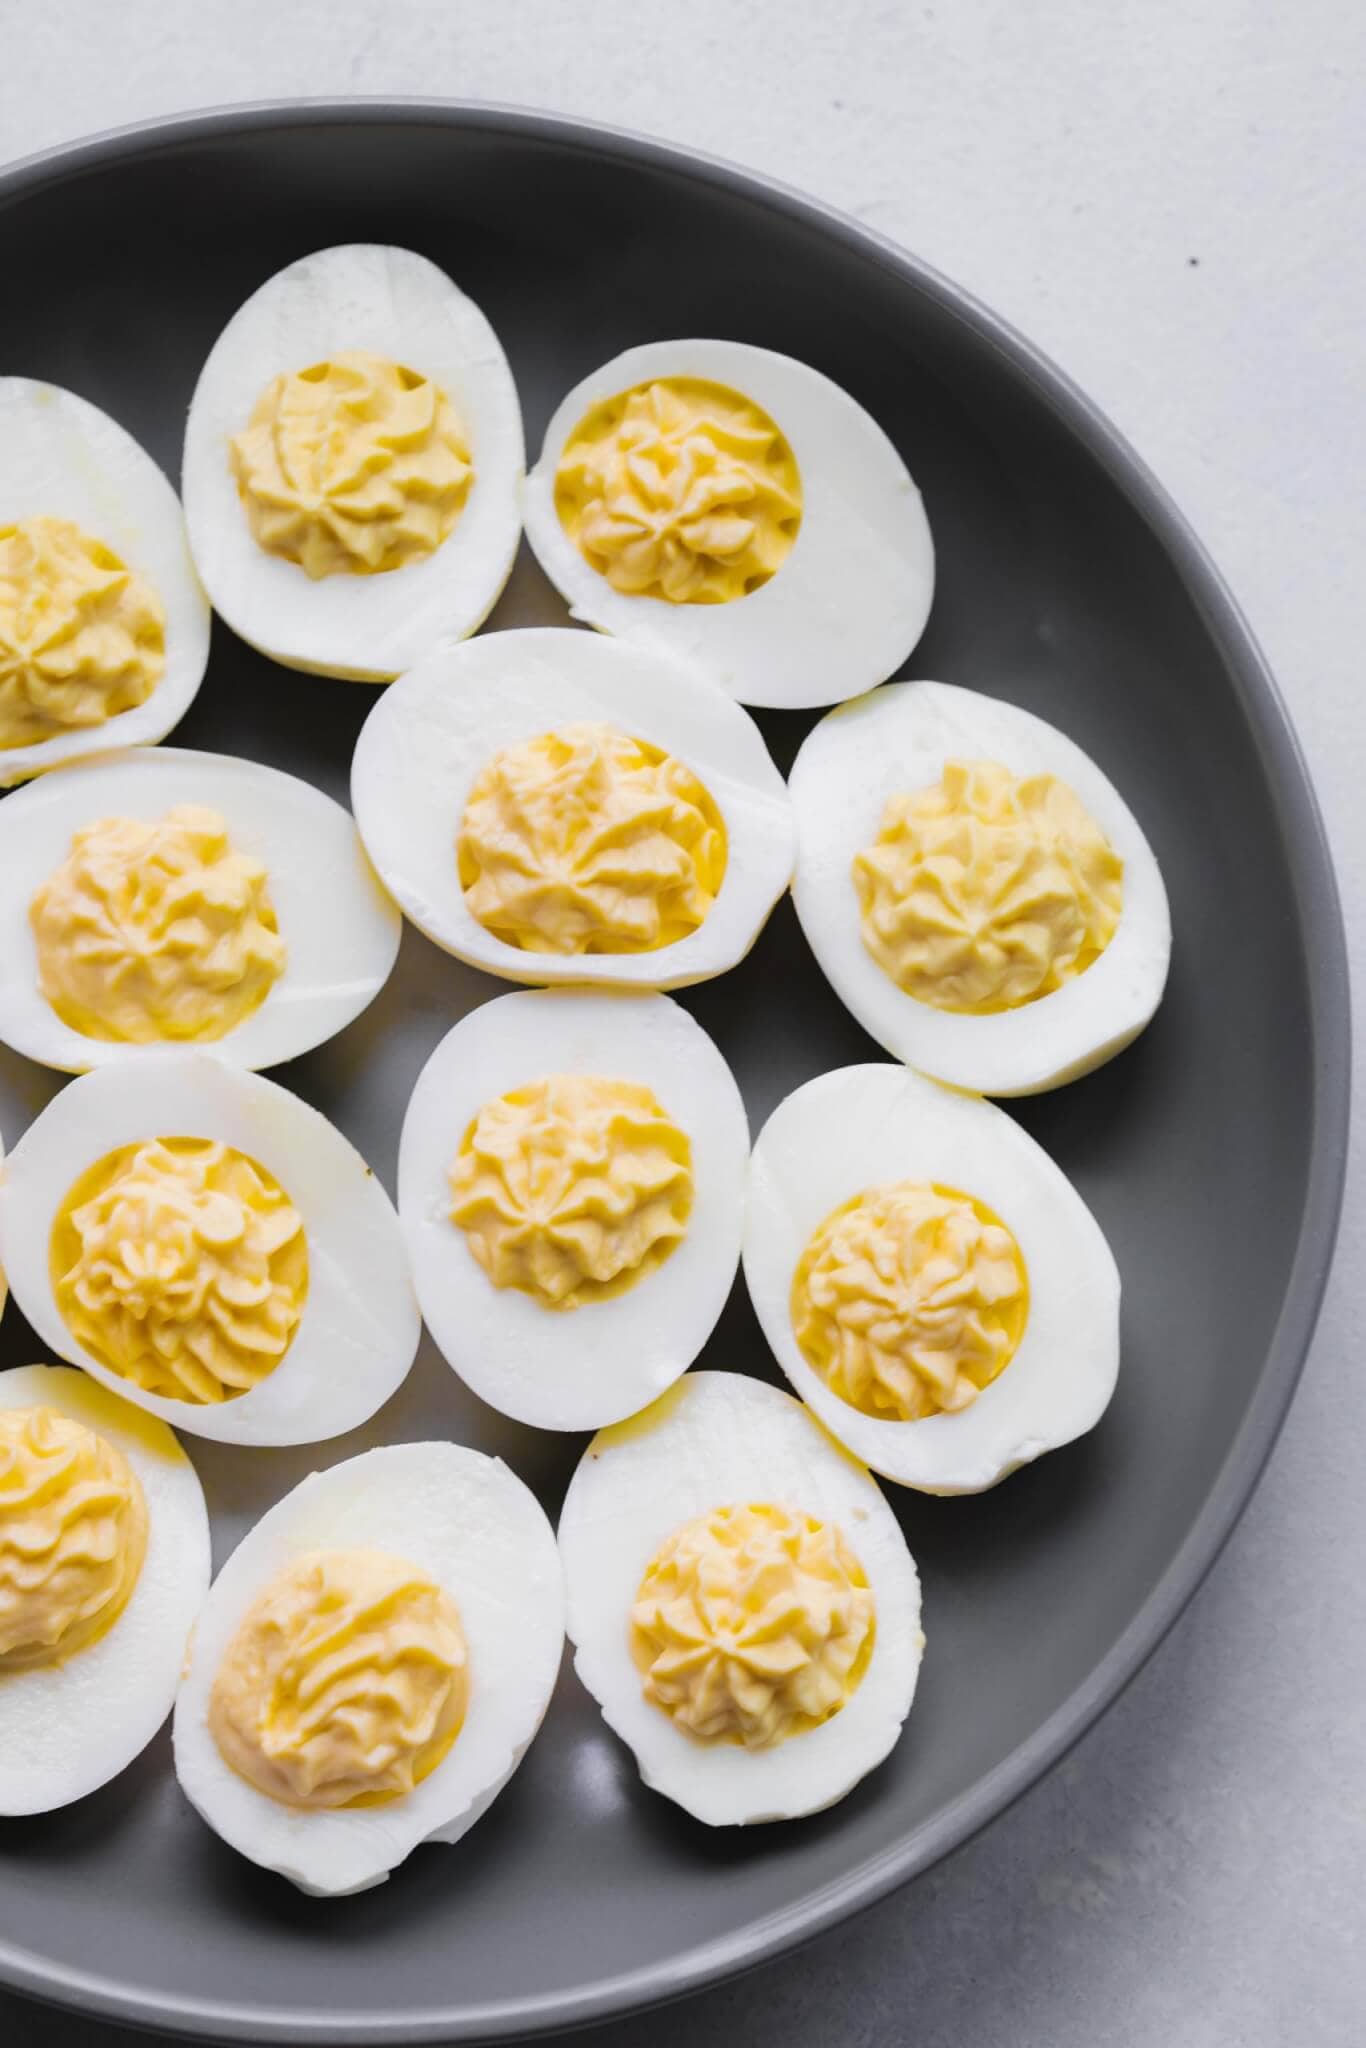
[1,3,1361,2044]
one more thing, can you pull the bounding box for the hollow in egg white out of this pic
[523,340,934,709]
[0,1053,419,1446]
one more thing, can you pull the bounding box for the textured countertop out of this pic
[1,4,1361,2044]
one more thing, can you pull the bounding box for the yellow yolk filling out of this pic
[230,350,473,580]
[457,722,727,955]
[853,759,1124,1013]
[29,805,286,1045]
[51,1138,308,1406]
[448,1074,693,1311]
[0,516,165,750]
[792,1181,1029,1421]
[554,376,802,604]
[0,1403,147,1671]
[631,1502,874,1749]
[208,1548,467,1810]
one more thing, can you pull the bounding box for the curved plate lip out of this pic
[0,96,1351,2048]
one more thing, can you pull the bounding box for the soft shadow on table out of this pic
[0,1558,1224,2048]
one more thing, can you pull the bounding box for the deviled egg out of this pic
[744,1063,1120,1494]
[0,1363,210,1815]
[523,340,934,709]
[399,989,749,1431]
[559,1370,922,1825]
[0,1053,418,1446]
[173,1440,563,1894]
[351,627,793,988]
[0,378,210,784]
[0,745,400,1073]
[182,244,524,679]
[790,680,1171,1095]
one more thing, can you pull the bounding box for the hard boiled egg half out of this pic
[559,1370,923,1825]
[0,745,400,1074]
[351,627,794,988]
[0,1363,210,1815]
[523,340,934,709]
[743,1064,1120,1494]
[174,1440,563,1894]
[790,680,1171,1095]
[0,1053,419,1446]
[182,244,524,680]
[399,989,749,1431]
[0,377,209,785]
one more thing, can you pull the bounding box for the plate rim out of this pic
[0,94,1351,2047]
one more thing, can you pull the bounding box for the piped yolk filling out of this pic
[554,376,802,605]
[791,1180,1029,1422]
[30,804,286,1045]
[0,1403,147,1671]
[630,1501,874,1749]
[208,1548,467,1810]
[448,1073,693,1311]
[231,350,473,580]
[50,1138,308,1406]
[0,515,164,750]
[853,759,1124,1014]
[457,722,727,955]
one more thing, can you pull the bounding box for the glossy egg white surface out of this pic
[744,1064,1121,1494]
[790,680,1172,1095]
[173,1441,564,1896]
[0,378,210,785]
[351,627,794,988]
[0,746,401,1074]
[182,245,524,680]
[0,1364,210,1816]
[523,340,934,709]
[399,989,749,1431]
[558,1370,923,1825]
[0,1054,419,1446]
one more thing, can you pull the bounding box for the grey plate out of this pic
[0,101,1350,2047]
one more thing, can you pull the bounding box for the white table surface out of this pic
[1,4,1361,2044]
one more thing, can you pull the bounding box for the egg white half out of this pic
[173,1441,564,1895]
[399,989,749,1431]
[0,746,401,1074]
[0,1054,419,1446]
[350,627,794,988]
[744,1063,1121,1493]
[558,1369,922,1825]
[0,1364,210,1816]
[790,679,1172,1095]
[0,378,210,785]
[523,340,934,709]
[182,244,524,680]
